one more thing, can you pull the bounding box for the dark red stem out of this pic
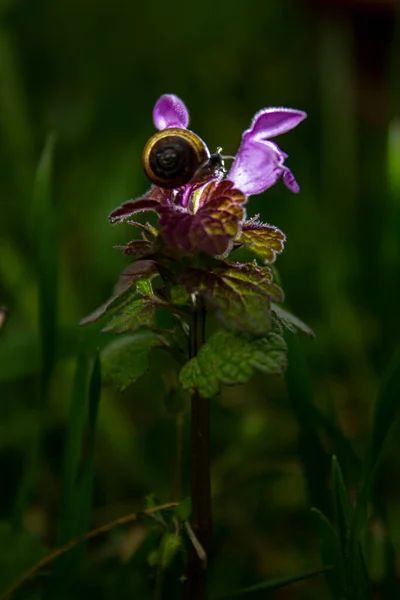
[183,299,211,600]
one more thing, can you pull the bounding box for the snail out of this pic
[142,127,225,189]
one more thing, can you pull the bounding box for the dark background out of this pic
[0,0,399,598]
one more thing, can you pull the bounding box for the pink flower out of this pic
[109,94,306,259]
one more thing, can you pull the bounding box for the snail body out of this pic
[142,128,224,189]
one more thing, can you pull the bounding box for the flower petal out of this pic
[249,108,306,140]
[153,94,189,130]
[227,107,306,196]
[227,139,287,196]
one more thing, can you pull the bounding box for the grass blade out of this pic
[12,136,57,527]
[311,508,347,599]
[352,346,400,543]
[214,566,330,599]
[33,134,58,396]
[331,456,352,556]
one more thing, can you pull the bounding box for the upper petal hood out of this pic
[153,94,190,130]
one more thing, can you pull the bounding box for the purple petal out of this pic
[282,168,300,193]
[250,108,307,140]
[227,107,306,196]
[227,139,289,196]
[153,94,189,130]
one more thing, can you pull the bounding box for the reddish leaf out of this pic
[108,187,170,225]
[238,218,286,263]
[159,180,246,257]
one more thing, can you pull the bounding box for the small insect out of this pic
[142,128,226,189]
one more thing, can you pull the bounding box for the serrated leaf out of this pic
[183,262,283,335]
[179,318,287,398]
[80,260,157,326]
[237,218,286,263]
[119,239,154,256]
[272,303,315,337]
[214,566,330,598]
[159,180,246,257]
[101,297,158,334]
[311,508,347,599]
[101,332,162,391]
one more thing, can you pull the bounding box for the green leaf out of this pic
[80,260,157,326]
[331,457,371,600]
[183,262,284,335]
[13,136,57,527]
[32,134,57,392]
[101,297,158,334]
[368,346,400,474]
[348,349,400,598]
[214,566,331,598]
[237,218,286,263]
[352,347,400,547]
[311,508,347,599]
[51,354,91,585]
[331,456,352,556]
[174,497,192,522]
[158,533,182,570]
[101,331,162,391]
[179,317,287,398]
[272,303,315,337]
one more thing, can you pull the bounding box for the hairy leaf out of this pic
[80,260,157,326]
[108,187,170,224]
[272,303,315,337]
[179,317,287,398]
[237,218,286,263]
[159,180,246,257]
[118,239,154,256]
[182,262,283,335]
[101,297,158,334]
[101,332,162,391]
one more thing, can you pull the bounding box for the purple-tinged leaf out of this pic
[109,187,170,225]
[117,239,154,257]
[126,221,159,238]
[109,198,161,225]
[159,180,246,257]
[238,219,286,263]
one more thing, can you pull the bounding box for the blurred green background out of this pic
[1,0,400,598]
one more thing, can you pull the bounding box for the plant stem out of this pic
[183,297,211,600]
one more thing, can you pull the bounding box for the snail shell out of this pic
[142,127,211,189]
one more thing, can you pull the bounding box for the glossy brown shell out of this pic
[142,127,210,189]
